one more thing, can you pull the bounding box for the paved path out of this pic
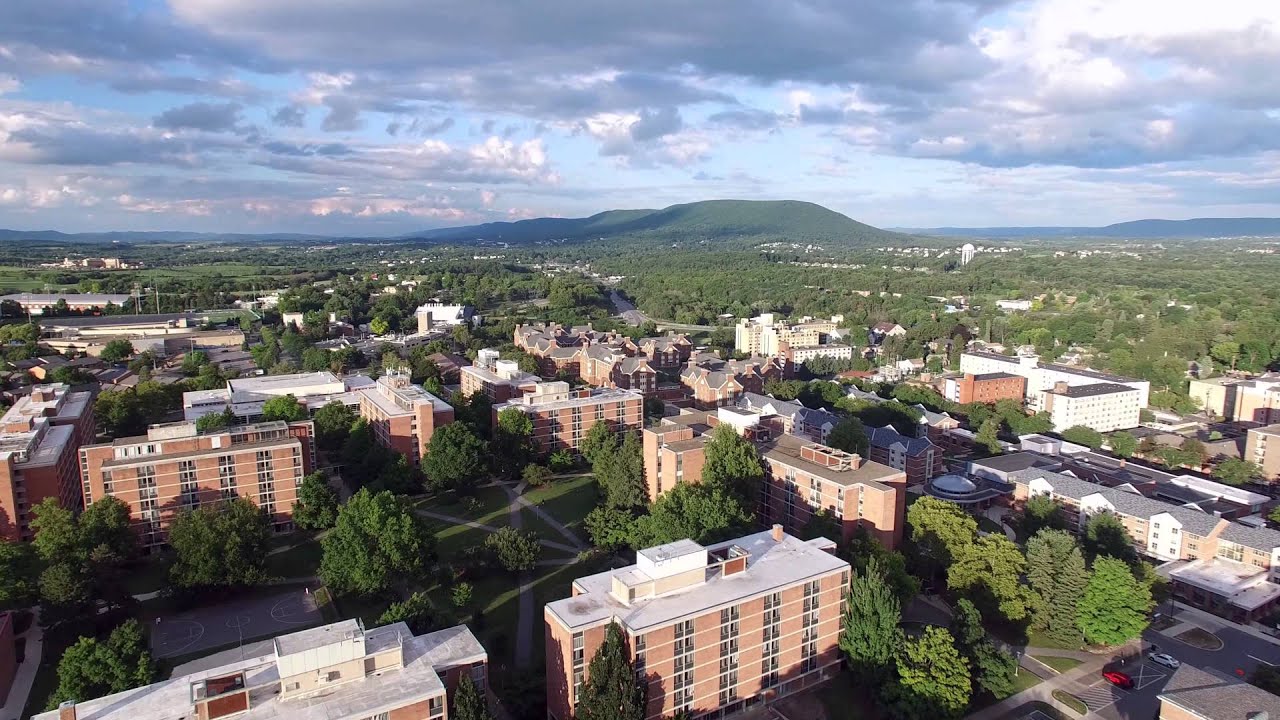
[966,641,1139,720]
[983,506,1017,541]
[0,616,44,720]
[413,508,581,554]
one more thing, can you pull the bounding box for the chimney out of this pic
[771,524,784,542]
[59,701,76,720]
[1053,381,1069,394]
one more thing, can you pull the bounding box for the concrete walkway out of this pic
[0,615,44,720]
[984,506,1017,542]
[966,641,1139,720]
[413,508,581,554]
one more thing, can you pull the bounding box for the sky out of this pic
[1,0,1279,235]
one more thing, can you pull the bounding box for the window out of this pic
[428,696,444,718]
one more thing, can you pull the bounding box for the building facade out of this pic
[943,372,1026,405]
[357,371,455,467]
[680,354,791,410]
[1189,374,1280,424]
[960,350,1150,416]
[493,382,643,455]
[0,383,94,541]
[1043,381,1142,432]
[545,528,849,720]
[865,425,944,486]
[33,619,488,720]
[1245,424,1280,482]
[79,420,315,547]
[460,350,541,403]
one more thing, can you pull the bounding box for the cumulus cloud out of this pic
[153,102,243,133]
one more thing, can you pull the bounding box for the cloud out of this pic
[153,102,243,133]
[272,104,308,127]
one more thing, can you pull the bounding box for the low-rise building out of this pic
[1043,381,1142,432]
[0,292,133,315]
[545,528,849,720]
[1158,663,1280,720]
[33,619,487,720]
[460,350,541,403]
[960,350,1150,415]
[0,383,94,540]
[679,353,791,410]
[943,372,1027,405]
[183,371,374,422]
[865,425,944,485]
[79,420,315,547]
[493,382,643,455]
[414,303,474,332]
[356,371,454,467]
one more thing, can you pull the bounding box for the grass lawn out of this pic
[1033,655,1084,673]
[432,521,498,559]
[977,516,1005,535]
[522,476,599,545]
[265,539,324,579]
[1011,670,1044,693]
[1052,689,1088,715]
[420,485,512,526]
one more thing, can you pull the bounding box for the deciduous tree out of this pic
[1062,425,1104,450]
[48,620,156,710]
[294,472,340,530]
[1107,431,1138,459]
[700,424,763,504]
[0,540,38,609]
[1212,458,1262,487]
[168,498,272,588]
[839,556,902,682]
[320,489,435,595]
[99,339,134,363]
[484,527,540,572]
[975,418,1002,455]
[1082,513,1136,564]
[377,591,437,634]
[887,626,971,720]
[1077,557,1152,646]
[313,401,357,448]
[423,422,488,494]
[627,482,751,549]
[260,394,308,422]
[948,534,1035,622]
[827,417,869,456]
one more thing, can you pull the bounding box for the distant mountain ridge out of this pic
[907,217,1280,239]
[408,199,913,246]
[0,228,342,244]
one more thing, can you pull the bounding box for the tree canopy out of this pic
[700,424,763,503]
[1026,529,1088,647]
[575,623,646,720]
[48,620,156,710]
[293,472,340,530]
[423,422,488,494]
[1078,557,1152,646]
[888,626,972,720]
[839,556,903,683]
[260,394,308,422]
[320,489,435,595]
[168,498,272,588]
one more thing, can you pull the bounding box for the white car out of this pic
[1149,652,1180,669]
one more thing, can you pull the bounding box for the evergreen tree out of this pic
[451,673,492,720]
[595,432,647,511]
[578,422,617,465]
[839,556,903,682]
[1078,557,1152,646]
[887,626,972,720]
[1025,529,1088,646]
[950,599,1017,700]
[575,623,645,720]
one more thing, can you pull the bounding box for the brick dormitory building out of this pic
[492,381,644,455]
[0,382,95,541]
[79,419,316,548]
[34,619,488,720]
[356,370,455,467]
[642,407,907,549]
[545,527,849,720]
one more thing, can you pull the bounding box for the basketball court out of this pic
[150,587,321,659]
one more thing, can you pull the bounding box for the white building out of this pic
[183,372,375,421]
[959,350,1150,420]
[414,303,474,333]
[996,299,1032,312]
[960,243,976,266]
[1043,381,1142,432]
[788,344,855,363]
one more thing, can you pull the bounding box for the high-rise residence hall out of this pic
[943,372,1027,405]
[960,350,1150,413]
[79,420,315,548]
[356,370,454,467]
[492,381,643,455]
[0,383,94,540]
[33,619,488,720]
[545,528,849,720]
[1245,423,1280,482]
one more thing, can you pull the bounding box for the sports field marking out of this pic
[270,595,316,625]
[155,619,205,656]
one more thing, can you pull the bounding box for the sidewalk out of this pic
[0,615,45,720]
[967,641,1139,720]
[1155,600,1280,648]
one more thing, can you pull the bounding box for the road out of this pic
[609,290,649,326]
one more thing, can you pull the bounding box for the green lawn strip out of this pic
[522,476,600,545]
[1052,690,1088,715]
[1010,671,1044,693]
[264,539,324,579]
[1032,655,1083,674]
[419,485,513,525]
[977,516,1005,535]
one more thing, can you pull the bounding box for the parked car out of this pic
[1103,671,1134,689]
[1149,652,1180,669]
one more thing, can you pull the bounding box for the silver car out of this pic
[1149,652,1180,669]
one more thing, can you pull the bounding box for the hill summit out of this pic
[411,199,912,246]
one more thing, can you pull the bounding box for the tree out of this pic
[492,407,536,478]
[1025,530,1089,647]
[31,498,80,564]
[1018,494,1066,537]
[907,497,978,570]
[195,408,235,433]
[1077,557,1152,646]
[1213,458,1262,487]
[484,527,540,572]
[1062,425,1104,450]
[99,339,134,363]
[700,424,763,503]
[584,505,637,550]
[887,626,971,720]
[627,482,752,549]
[1250,665,1280,696]
[948,534,1035,622]
[521,463,553,487]
[1082,513,1136,564]
[595,432,647,511]
[168,498,272,588]
[370,316,390,336]
[373,454,422,495]
[827,417,870,456]
[39,562,91,612]
[451,672,492,720]
[377,591,437,634]
[839,556,902,682]
[320,489,435,595]
[48,620,156,710]
[1270,505,1280,525]
[575,623,646,720]
[423,422,488,494]
[78,495,137,562]
[313,401,357,448]
[452,582,474,609]
[1107,431,1138,459]
[578,421,617,465]
[260,394,308,422]
[294,472,340,530]
[950,599,1017,699]
[975,418,1002,455]
[0,540,38,609]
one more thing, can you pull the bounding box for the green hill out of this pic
[413,199,913,247]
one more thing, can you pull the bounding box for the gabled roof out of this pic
[866,425,934,455]
[1218,522,1280,552]
[1159,664,1280,720]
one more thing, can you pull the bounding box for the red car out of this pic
[1102,671,1134,689]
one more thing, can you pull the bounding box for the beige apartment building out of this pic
[1009,467,1280,622]
[1244,423,1280,482]
[642,408,907,549]
[33,619,488,720]
[79,420,315,547]
[0,383,95,541]
[1189,373,1280,423]
[357,370,455,467]
[493,382,643,455]
[545,528,849,720]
